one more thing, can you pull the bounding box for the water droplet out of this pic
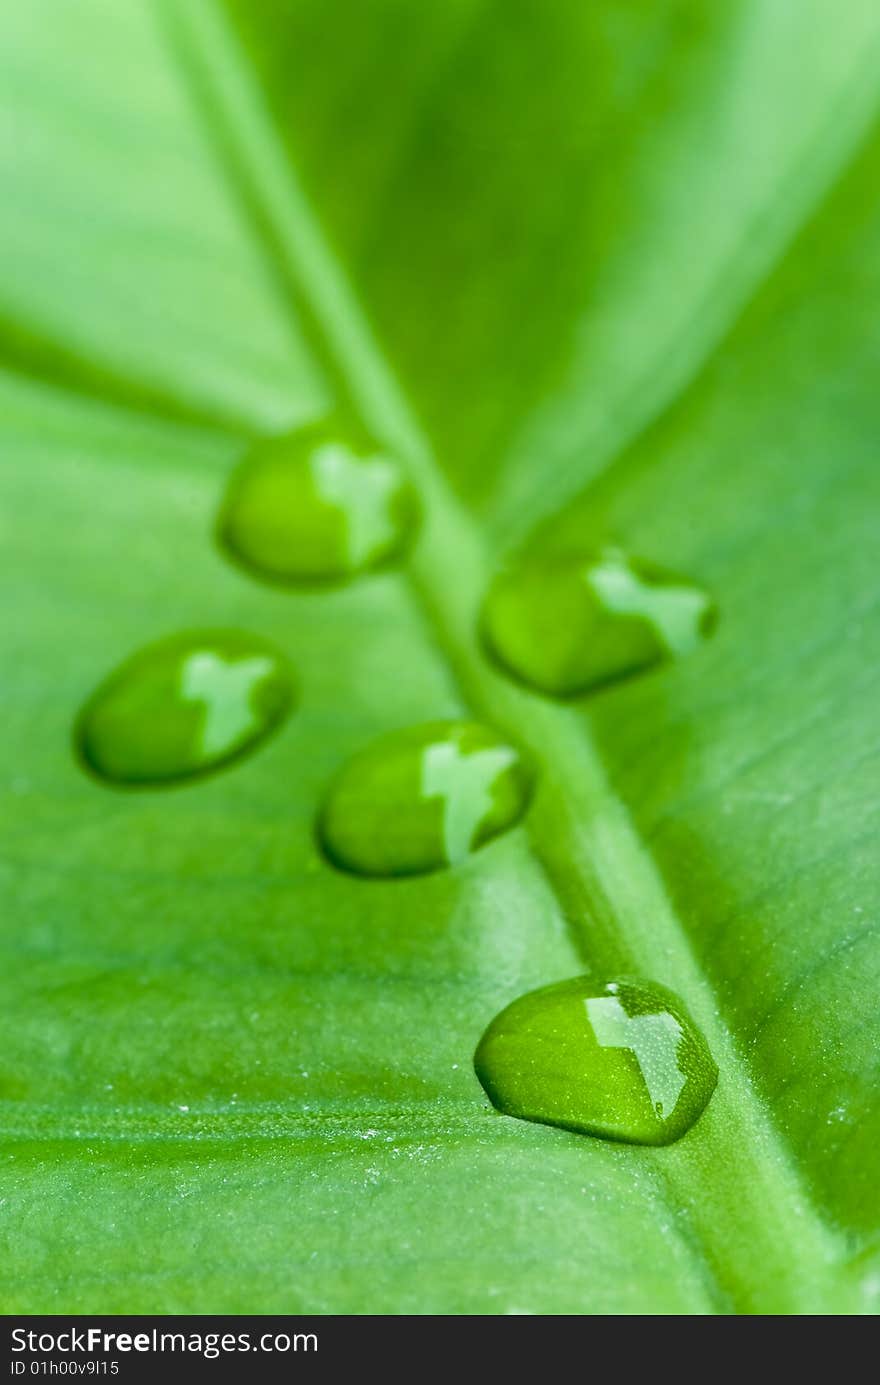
[218,417,419,584]
[76,630,293,785]
[319,720,534,876]
[481,547,716,697]
[474,975,717,1145]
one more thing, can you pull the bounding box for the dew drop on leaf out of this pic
[76,630,294,786]
[481,547,717,697]
[218,417,420,584]
[474,975,717,1145]
[318,720,534,876]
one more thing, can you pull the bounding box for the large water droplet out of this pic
[219,417,419,584]
[481,547,716,697]
[474,976,717,1145]
[76,630,293,786]
[319,720,534,876]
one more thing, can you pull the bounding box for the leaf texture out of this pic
[0,0,878,1313]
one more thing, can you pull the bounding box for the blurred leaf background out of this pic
[1,0,879,1313]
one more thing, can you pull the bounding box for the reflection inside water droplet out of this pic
[585,550,712,657]
[310,442,401,566]
[180,649,276,755]
[420,735,519,865]
[584,994,686,1117]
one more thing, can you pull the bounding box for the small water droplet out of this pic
[319,720,534,876]
[481,547,716,697]
[218,417,419,584]
[474,975,717,1145]
[76,630,293,786]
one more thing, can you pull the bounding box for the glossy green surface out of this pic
[77,630,293,785]
[320,720,533,876]
[1,0,879,1315]
[475,976,717,1145]
[482,548,715,697]
[219,416,418,584]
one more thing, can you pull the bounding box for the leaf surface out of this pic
[1,0,878,1313]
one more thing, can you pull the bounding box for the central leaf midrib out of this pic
[156,0,850,1315]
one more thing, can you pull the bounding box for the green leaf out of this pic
[1,0,878,1313]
